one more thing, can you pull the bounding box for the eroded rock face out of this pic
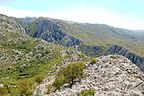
[105,45,144,71]
[48,55,144,96]
[23,17,81,47]
[0,14,25,32]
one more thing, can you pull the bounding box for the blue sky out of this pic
[0,0,144,30]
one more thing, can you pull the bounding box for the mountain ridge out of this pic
[1,14,144,71]
[48,55,144,96]
[0,14,84,95]
[0,14,144,96]
[18,16,144,55]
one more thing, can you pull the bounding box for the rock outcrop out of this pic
[21,17,81,47]
[105,45,144,71]
[48,55,144,96]
[0,14,25,32]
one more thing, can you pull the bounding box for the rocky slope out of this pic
[17,17,81,47]
[55,20,144,56]
[1,14,144,71]
[105,45,144,71]
[48,55,144,96]
[78,44,144,72]
[16,16,144,56]
[1,14,144,96]
[15,16,144,72]
[0,14,25,32]
[1,14,144,67]
[0,14,83,96]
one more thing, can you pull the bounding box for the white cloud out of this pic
[0,6,144,30]
[0,6,47,17]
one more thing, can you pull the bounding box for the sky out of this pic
[0,0,144,30]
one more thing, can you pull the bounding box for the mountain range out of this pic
[0,14,144,96]
[15,15,144,71]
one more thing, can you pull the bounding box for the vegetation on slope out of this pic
[16,17,81,47]
[53,61,86,90]
[15,16,144,56]
[1,14,144,95]
[55,20,144,56]
[0,30,65,95]
[0,14,86,95]
[0,22,82,96]
[80,89,96,96]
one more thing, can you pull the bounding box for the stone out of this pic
[47,55,144,96]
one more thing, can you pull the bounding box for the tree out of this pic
[62,62,85,87]
[53,73,65,90]
[53,61,85,89]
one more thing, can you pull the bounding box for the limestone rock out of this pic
[105,45,144,71]
[48,55,144,96]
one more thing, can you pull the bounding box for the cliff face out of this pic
[20,17,81,47]
[79,44,105,57]
[77,44,144,72]
[105,45,144,71]
[0,14,25,32]
[48,55,144,96]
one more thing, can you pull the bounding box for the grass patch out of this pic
[80,89,96,96]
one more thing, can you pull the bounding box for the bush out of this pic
[62,62,85,86]
[53,62,85,90]
[53,74,65,90]
[17,79,33,95]
[80,89,95,96]
[91,58,96,63]
[0,87,9,96]
[34,75,44,84]
[47,84,55,94]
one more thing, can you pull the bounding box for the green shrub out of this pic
[53,61,85,90]
[91,58,96,63]
[80,89,95,96]
[0,87,9,96]
[17,79,33,95]
[61,62,85,87]
[47,84,55,94]
[53,74,65,90]
[34,75,44,84]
